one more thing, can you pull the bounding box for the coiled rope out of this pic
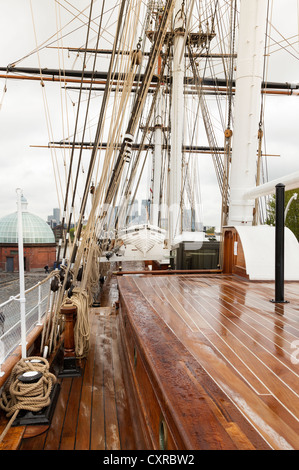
[0,357,56,444]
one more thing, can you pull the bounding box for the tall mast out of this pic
[151,5,164,228]
[151,88,163,227]
[228,0,268,226]
[169,0,185,245]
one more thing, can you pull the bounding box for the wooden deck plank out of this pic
[178,279,299,388]
[59,369,84,450]
[141,276,282,397]
[201,279,299,352]
[18,428,46,451]
[118,275,272,450]
[219,278,299,331]
[102,314,121,450]
[181,276,299,333]
[43,378,72,450]
[138,276,270,395]
[90,313,106,450]
[170,283,299,432]
[163,276,299,373]
[182,277,299,390]
[179,360,256,450]
[75,318,95,450]
[192,287,299,377]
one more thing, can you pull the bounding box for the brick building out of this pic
[0,196,56,272]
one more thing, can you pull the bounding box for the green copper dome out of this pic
[0,196,55,244]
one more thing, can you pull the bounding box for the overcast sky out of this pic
[0,0,298,230]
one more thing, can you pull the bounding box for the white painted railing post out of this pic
[16,188,27,358]
[37,283,42,325]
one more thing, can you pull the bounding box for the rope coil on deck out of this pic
[0,357,56,444]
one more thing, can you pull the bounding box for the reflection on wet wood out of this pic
[16,269,299,450]
[19,271,137,451]
[118,274,299,450]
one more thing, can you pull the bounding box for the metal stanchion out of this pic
[270,183,289,304]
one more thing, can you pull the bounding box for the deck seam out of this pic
[181,277,299,377]
[142,276,269,397]
[166,276,299,421]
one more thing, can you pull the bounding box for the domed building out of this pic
[0,195,56,272]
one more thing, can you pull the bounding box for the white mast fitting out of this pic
[151,88,163,227]
[226,0,299,281]
[228,0,268,226]
[169,0,185,245]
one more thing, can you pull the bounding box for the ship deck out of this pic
[118,273,299,450]
[15,270,299,450]
[18,270,139,451]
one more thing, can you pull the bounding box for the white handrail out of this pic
[243,171,299,200]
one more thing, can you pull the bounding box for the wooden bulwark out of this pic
[118,274,299,450]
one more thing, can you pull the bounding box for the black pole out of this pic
[271,183,289,303]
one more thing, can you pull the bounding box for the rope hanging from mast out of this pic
[56,0,95,266]
[254,0,272,225]
[37,0,151,361]
[222,0,237,228]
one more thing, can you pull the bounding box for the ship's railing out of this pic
[0,276,52,374]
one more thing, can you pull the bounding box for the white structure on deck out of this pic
[234,225,299,280]
[227,0,299,281]
[228,0,268,226]
[168,0,185,246]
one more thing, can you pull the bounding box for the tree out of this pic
[265,188,299,241]
[69,227,75,242]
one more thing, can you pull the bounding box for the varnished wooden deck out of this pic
[118,274,299,450]
[15,271,299,450]
[19,272,137,451]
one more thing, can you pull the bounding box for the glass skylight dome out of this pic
[0,196,55,244]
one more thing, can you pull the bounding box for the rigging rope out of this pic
[29,0,64,217]
[116,44,171,229]
[221,0,237,228]
[61,0,106,263]
[67,0,129,271]
[61,288,90,358]
[0,80,7,111]
[71,0,172,290]
[57,0,95,265]
[9,2,101,68]
[38,1,144,360]
[256,0,273,225]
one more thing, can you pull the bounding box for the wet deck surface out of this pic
[118,274,299,450]
[19,269,137,450]
[12,271,299,450]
